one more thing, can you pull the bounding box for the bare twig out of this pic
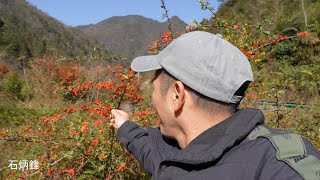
[200,24,246,35]
[48,154,68,166]
[0,136,75,143]
[301,0,308,28]
[108,79,130,170]
[198,0,215,14]
[26,170,40,178]
[23,153,71,178]
[76,158,91,176]
[160,0,173,39]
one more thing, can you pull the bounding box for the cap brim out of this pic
[131,55,162,72]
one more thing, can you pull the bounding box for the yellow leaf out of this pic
[254,59,262,63]
[301,70,313,76]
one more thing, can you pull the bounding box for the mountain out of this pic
[78,15,187,57]
[216,0,320,34]
[0,0,107,61]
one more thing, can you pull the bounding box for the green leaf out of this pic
[98,164,106,172]
[122,75,129,80]
[263,31,270,35]
[192,20,199,27]
[161,14,167,20]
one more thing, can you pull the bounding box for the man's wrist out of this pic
[117,120,138,138]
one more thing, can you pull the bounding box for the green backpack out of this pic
[247,125,320,180]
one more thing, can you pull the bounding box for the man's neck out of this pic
[175,112,231,149]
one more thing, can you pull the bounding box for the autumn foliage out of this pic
[0,0,319,179]
[1,62,158,179]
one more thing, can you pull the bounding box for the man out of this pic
[109,31,320,179]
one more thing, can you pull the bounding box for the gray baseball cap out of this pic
[131,31,253,104]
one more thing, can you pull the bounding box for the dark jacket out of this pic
[117,108,320,180]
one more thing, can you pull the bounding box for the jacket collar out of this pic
[165,108,265,164]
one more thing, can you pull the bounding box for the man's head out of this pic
[158,69,239,115]
[131,31,253,140]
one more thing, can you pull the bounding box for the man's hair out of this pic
[157,69,242,116]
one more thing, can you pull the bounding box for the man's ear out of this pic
[172,81,185,113]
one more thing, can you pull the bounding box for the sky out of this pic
[25,0,221,27]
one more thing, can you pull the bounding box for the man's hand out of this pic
[109,109,129,129]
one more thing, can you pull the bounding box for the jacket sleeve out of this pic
[117,120,160,173]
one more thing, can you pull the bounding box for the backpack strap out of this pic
[248,125,320,180]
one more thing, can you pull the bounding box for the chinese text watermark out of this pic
[8,160,39,171]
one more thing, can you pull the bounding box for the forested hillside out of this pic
[0,0,107,62]
[78,15,187,57]
[217,0,320,34]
